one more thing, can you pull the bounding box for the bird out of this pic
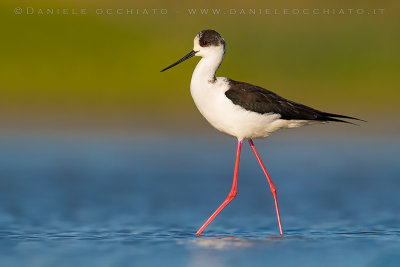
[160,29,362,236]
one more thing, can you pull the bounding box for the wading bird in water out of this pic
[161,29,361,235]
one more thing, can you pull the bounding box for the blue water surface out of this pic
[0,132,399,266]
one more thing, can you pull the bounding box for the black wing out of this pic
[225,79,362,123]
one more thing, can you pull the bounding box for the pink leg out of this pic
[248,139,283,235]
[196,139,242,235]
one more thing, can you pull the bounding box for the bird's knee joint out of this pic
[270,187,277,195]
[228,191,237,199]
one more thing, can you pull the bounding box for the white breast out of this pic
[190,77,307,140]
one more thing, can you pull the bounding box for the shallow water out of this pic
[0,134,399,266]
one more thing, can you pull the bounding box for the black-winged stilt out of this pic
[161,29,361,236]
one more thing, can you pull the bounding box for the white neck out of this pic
[191,51,224,86]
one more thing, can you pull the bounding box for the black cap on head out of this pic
[198,29,225,47]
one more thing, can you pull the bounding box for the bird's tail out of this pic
[319,112,366,125]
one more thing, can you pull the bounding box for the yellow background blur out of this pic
[1,0,399,133]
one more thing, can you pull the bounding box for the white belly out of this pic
[190,77,307,140]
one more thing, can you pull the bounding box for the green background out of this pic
[1,1,399,134]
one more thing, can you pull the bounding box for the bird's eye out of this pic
[201,41,208,46]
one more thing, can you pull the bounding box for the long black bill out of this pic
[160,50,197,72]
